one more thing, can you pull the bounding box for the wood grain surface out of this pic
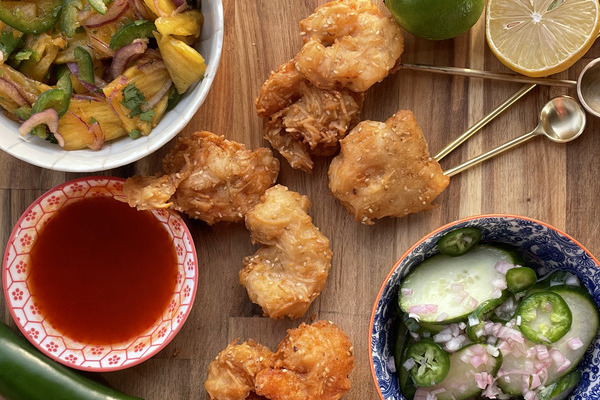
[2,1,600,399]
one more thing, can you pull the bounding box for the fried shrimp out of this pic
[239,185,332,319]
[205,339,275,400]
[254,320,354,400]
[121,131,280,224]
[294,0,404,93]
[256,60,363,172]
[328,110,450,224]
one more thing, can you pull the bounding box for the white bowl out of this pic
[0,0,224,172]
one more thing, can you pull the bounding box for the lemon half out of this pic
[486,0,600,77]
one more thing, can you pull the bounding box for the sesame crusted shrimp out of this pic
[254,320,354,400]
[328,110,449,224]
[121,131,280,224]
[205,339,275,400]
[256,60,363,172]
[294,0,404,93]
[239,185,332,319]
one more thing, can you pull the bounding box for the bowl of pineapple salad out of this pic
[370,214,600,400]
[0,0,223,171]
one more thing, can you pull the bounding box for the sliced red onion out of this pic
[87,121,105,150]
[109,39,147,80]
[19,109,64,147]
[171,0,185,7]
[85,0,129,27]
[73,94,103,102]
[0,78,28,106]
[128,0,154,19]
[88,33,115,58]
[137,59,166,73]
[174,2,187,13]
[67,62,106,97]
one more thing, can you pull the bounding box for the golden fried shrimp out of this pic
[328,110,450,224]
[121,173,188,210]
[205,339,276,400]
[254,320,354,400]
[294,0,404,92]
[256,61,363,172]
[239,185,332,319]
[121,131,280,224]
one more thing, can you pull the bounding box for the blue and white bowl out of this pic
[369,214,600,400]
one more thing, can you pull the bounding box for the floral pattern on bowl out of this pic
[2,177,198,372]
[370,214,600,400]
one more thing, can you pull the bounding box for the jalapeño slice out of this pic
[516,290,572,344]
[437,227,483,256]
[405,341,450,387]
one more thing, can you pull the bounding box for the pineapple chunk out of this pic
[154,32,206,94]
[59,97,128,150]
[103,59,171,135]
[143,0,176,17]
[20,33,67,82]
[155,10,203,37]
[0,63,51,105]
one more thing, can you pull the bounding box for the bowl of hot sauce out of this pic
[2,177,198,371]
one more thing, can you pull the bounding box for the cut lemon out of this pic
[486,0,600,77]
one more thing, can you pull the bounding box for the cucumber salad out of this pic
[393,227,599,400]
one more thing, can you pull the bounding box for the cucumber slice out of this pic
[412,343,502,400]
[399,245,513,323]
[497,285,598,395]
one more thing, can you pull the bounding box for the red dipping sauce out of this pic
[28,196,178,345]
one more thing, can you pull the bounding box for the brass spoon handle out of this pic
[401,63,577,88]
[434,83,537,161]
[444,129,539,177]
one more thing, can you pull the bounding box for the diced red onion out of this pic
[474,372,493,389]
[402,357,415,371]
[109,39,147,80]
[444,336,466,352]
[567,337,584,350]
[0,78,28,106]
[470,355,485,368]
[516,315,522,326]
[408,304,438,315]
[433,332,453,343]
[565,274,581,286]
[535,345,549,360]
[524,390,536,400]
[458,322,466,330]
[451,283,464,292]
[143,79,171,111]
[468,297,479,309]
[494,261,516,274]
[19,109,64,147]
[486,344,500,357]
[530,373,542,389]
[84,0,129,27]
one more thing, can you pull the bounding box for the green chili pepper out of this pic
[109,20,156,50]
[516,290,572,344]
[74,46,95,84]
[166,84,181,111]
[0,322,142,400]
[0,0,62,34]
[405,341,450,387]
[87,0,107,15]
[59,0,82,38]
[437,227,483,257]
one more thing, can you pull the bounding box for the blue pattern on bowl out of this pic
[370,215,600,400]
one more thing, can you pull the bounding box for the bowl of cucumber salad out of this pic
[370,214,600,400]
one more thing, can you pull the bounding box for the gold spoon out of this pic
[443,95,586,177]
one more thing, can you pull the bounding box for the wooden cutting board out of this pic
[1,0,599,399]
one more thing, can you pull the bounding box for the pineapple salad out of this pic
[0,0,206,150]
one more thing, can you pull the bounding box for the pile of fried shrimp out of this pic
[119,0,453,398]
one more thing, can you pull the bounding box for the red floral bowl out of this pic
[2,177,198,371]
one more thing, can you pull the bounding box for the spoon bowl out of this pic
[538,96,587,142]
